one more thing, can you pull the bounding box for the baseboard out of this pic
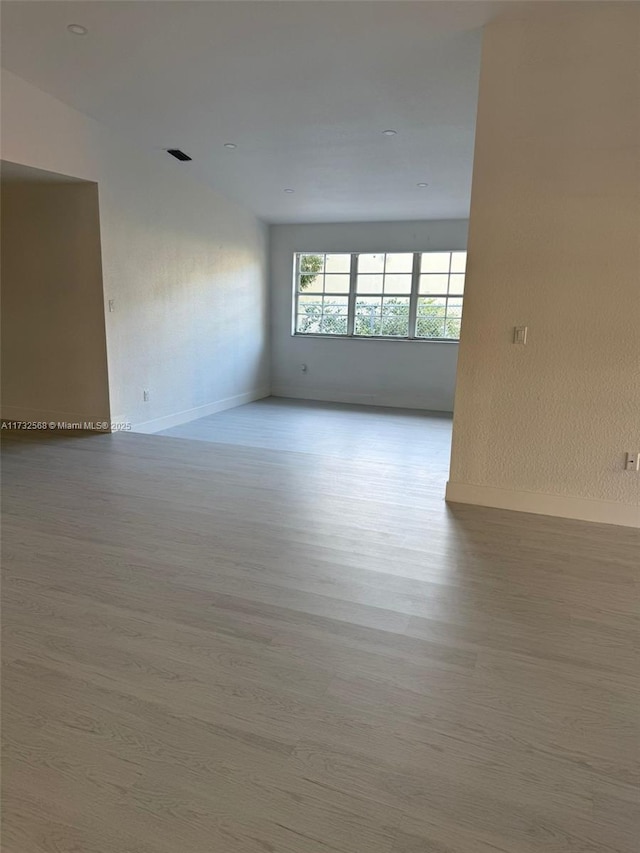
[271,385,453,414]
[445,481,639,528]
[1,405,111,430]
[130,388,270,434]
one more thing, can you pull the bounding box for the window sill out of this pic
[292,333,459,343]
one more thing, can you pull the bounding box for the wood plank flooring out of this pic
[2,399,638,852]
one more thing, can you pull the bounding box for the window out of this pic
[294,251,466,340]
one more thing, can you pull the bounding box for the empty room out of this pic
[1,2,638,852]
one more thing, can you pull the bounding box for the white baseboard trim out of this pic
[445,481,639,528]
[130,388,270,434]
[271,385,453,414]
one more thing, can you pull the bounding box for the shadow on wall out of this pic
[1,160,111,427]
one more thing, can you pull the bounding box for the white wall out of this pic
[0,70,270,431]
[447,3,640,528]
[270,220,468,411]
[1,178,110,425]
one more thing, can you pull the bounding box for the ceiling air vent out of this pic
[166,149,192,162]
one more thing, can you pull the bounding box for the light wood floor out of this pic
[159,397,453,473]
[2,399,638,853]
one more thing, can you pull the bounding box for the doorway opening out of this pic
[1,161,110,432]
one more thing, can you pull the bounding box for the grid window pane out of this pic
[381,297,410,336]
[324,253,351,273]
[419,274,449,295]
[417,316,446,338]
[447,298,463,318]
[385,253,413,274]
[416,296,462,339]
[323,296,349,310]
[358,253,385,274]
[445,318,461,338]
[321,314,348,335]
[298,253,325,294]
[356,274,384,294]
[355,297,382,336]
[300,253,324,274]
[384,274,412,295]
[421,252,451,273]
[418,297,446,317]
[382,315,409,336]
[300,274,323,293]
[356,297,382,312]
[449,274,465,295]
[323,274,351,293]
[296,313,321,334]
[298,296,322,317]
[383,296,410,309]
[450,252,467,274]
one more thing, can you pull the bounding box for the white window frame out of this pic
[292,251,466,341]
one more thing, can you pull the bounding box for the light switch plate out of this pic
[513,326,528,345]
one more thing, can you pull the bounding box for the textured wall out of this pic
[1,71,269,429]
[270,220,468,411]
[449,4,640,512]
[1,180,110,423]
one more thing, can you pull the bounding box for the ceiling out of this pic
[1,1,501,223]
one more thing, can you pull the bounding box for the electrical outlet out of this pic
[624,452,639,471]
[143,389,150,402]
[108,299,115,313]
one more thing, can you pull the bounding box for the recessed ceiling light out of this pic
[284,188,295,194]
[382,129,397,136]
[67,23,88,35]
[224,143,237,149]
[417,182,429,188]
